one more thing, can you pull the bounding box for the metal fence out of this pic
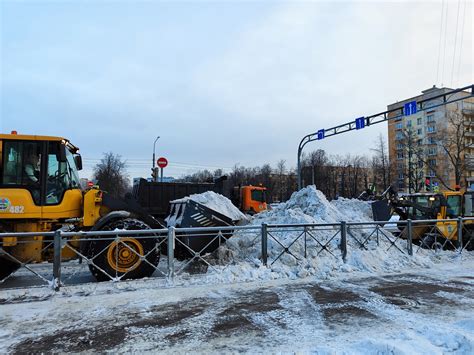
[1,217,473,291]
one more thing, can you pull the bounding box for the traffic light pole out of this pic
[152,136,160,182]
[297,84,474,190]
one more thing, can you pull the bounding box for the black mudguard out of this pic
[101,193,166,229]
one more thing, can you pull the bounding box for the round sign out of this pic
[157,157,168,168]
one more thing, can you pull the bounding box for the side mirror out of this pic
[74,154,83,171]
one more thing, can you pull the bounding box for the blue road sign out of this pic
[404,101,417,116]
[355,117,365,129]
[317,129,325,140]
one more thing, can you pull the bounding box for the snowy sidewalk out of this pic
[2,258,473,354]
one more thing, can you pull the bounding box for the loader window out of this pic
[446,195,462,218]
[1,140,42,204]
[45,142,80,205]
[464,193,474,217]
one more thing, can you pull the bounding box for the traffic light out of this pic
[151,167,159,181]
[425,177,431,191]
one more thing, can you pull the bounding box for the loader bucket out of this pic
[166,200,236,258]
[371,200,392,223]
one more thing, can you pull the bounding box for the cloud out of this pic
[1,0,472,179]
[191,0,472,163]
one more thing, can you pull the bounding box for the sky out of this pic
[1,0,472,181]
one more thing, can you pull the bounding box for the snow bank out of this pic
[202,186,439,283]
[170,191,246,221]
[252,186,373,225]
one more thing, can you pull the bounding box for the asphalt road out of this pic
[5,270,474,353]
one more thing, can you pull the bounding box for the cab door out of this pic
[41,141,82,219]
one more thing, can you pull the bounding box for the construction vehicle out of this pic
[133,178,267,258]
[0,132,166,282]
[133,177,267,219]
[371,186,474,250]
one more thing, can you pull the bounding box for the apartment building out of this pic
[387,86,474,192]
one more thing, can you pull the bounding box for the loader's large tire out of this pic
[421,234,445,251]
[85,218,160,282]
[463,230,474,251]
[0,251,21,282]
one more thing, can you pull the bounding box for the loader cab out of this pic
[464,191,474,217]
[0,134,83,217]
[399,193,444,220]
[443,192,462,218]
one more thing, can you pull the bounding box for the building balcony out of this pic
[465,155,474,170]
[462,109,474,117]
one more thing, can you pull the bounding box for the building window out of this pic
[418,161,423,168]
[417,128,422,135]
[428,136,436,144]
[417,117,422,125]
[398,172,404,179]
[428,159,437,166]
[407,120,412,127]
[397,143,404,149]
[428,170,436,177]
[427,126,436,133]
[428,147,437,155]
[396,132,404,140]
[397,152,404,159]
[427,114,435,123]
[417,139,422,146]
[395,122,403,130]
[398,181,404,189]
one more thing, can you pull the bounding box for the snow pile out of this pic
[169,191,246,221]
[252,186,373,225]
[205,186,436,282]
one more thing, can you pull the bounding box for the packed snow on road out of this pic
[1,186,473,353]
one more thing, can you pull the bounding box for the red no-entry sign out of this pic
[157,157,168,168]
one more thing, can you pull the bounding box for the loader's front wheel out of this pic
[0,250,21,282]
[85,218,160,282]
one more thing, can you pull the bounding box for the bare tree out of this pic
[275,159,287,202]
[93,152,130,198]
[402,128,424,193]
[371,134,390,191]
[432,108,474,189]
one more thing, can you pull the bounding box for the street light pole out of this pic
[153,136,160,181]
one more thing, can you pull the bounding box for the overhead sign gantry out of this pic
[297,84,474,190]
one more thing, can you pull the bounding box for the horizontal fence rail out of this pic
[1,217,473,291]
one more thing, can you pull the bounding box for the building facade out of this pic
[387,86,474,192]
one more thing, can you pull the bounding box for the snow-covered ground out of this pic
[1,186,473,353]
[1,256,473,353]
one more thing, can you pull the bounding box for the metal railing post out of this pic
[261,223,268,266]
[53,230,62,291]
[340,221,347,262]
[167,227,175,282]
[304,226,307,258]
[457,217,463,252]
[407,219,413,256]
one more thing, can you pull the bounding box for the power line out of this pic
[450,0,462,87]
[436,0,445,85]
[441,0,449,86]
[455,0,467,86]
[82,158,232,170]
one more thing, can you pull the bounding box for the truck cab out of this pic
[239,185,267,214]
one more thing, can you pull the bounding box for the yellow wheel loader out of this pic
[372,187,474,250]
[0,132,165,282]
